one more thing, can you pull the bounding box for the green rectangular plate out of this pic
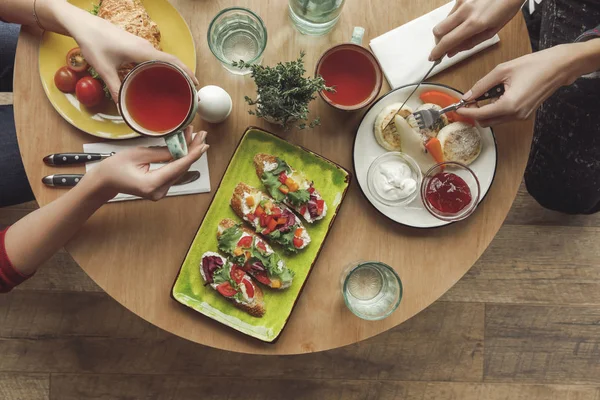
[172,127,351,343]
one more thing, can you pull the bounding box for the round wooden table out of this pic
[14,0,534,354]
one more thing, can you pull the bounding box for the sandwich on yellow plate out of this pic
[96,0,161,78]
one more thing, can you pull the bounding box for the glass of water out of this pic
[208,8,267,75]
[289,0,346,36]
[341,261,402,320]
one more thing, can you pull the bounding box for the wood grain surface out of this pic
[13,0,534,354]
[1,185,600,398]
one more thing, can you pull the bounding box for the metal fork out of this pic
[412,83,505,130]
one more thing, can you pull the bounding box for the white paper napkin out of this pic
[369,1,500,89]
[83,137,210,202]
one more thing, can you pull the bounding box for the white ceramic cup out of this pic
[119,61,199,160]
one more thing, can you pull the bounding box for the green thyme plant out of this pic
[233,52,334,130]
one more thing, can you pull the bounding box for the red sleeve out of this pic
[0,228,33,293]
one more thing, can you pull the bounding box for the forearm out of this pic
[570,38,600,78]
[0,0,96,38]
[4,175,114,276]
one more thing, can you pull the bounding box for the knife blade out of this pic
[43,152,114,166]
[382,58,443,131]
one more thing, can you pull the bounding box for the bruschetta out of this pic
[230,182,311,253]
[200,251,265,317]
[217,219,294,289]
[253,154,327,223]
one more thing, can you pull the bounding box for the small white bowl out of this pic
[367,152,422,207]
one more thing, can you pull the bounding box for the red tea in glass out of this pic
[316,44,382,111]
[125,65,192,133]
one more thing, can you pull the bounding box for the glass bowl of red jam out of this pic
[420,162,481,222]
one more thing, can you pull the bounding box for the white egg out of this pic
[197,85,232,123]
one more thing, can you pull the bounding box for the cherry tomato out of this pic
[54,66,78,93]
[237,236,253,248]
[256,241,267,253]
[66,47,89,72]
[216,282,237,297]
[242,280,255,298]
[293,237,304,248]
[230,264,245,284]
[76,77,104,108]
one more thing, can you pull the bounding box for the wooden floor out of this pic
[1,184,599,400]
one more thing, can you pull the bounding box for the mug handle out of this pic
[164,130,188,160]
[351,26,365,45]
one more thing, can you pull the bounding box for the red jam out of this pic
[425,172,472,214]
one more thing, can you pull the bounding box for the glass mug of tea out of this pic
[119,61,209,159]
[316,27,383,111]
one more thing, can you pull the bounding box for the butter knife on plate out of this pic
[382,58,443,131]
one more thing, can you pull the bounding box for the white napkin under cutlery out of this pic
[83,137,210,202]
[370,0,501,89]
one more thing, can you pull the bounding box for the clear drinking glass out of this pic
[341,261,402,320]
[207,8,267,75]
[289,0,346,36]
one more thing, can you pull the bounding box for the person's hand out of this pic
[457,45,582,127]
[71,15,199,102]
[429,0,523,61]
[86,126,208,201]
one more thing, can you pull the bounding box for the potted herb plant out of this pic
[234,52,334,129]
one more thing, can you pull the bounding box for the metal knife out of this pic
[42,170,202,188]
[43,152,114,166]
[382,58,443,131]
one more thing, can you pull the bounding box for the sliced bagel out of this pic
[406,103,449,140]
[373,104,413,151]
[437,122,482,166]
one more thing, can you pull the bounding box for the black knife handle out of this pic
[475,84,505,102]
[43,153,108,165]
[42,174,84,187]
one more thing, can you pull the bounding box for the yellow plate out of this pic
[39,0,196,140]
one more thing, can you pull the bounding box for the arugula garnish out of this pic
[287,189,310,207]
[262,172,286,202]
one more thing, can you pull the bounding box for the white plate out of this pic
[353,83,498,229]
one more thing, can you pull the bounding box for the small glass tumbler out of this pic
[208,7,267,75]
[289,0,346,36]
[341,261,402,320]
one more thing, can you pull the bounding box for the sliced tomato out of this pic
[230,264,245,284]
[308,186,315,194]
[316,199,325,215]
[271,208,282,218]
[242,280,255,298]
[253,271,271,286]
[246,213,256,222]
[66,47,89,72]
[75,76,104,108]
[255,205,265,216]
[300,206,307,216]
[256,241,267,253]
[216,282,237,297]
[293,237,304,248]
[54,66,78,93]
[419,90,475,125]
[278,172,288,184]
[237,236,253,248]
